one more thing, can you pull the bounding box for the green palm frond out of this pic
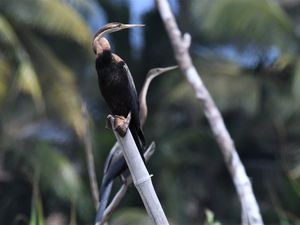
[29,180,45,225]
[0,59,10,105]
[26,144,83,202]
[0,0,92,48]
[0,14,18,48]
[0,15,44,110]
[22,32,86,137]
[193,0,297,49]
[16,57,45,112]
[292,59,300,101]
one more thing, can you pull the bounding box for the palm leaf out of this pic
[0,14,19,48]
[29,180,45,225]
[193,0,297,49]
[22,32,86,137]
[5,141,92,220]
[0,0,92,48]
[16,57,45,112]
[0,15,44,110]
[292,59,300,101]
[0,59,10,105]
[22,143,83,203]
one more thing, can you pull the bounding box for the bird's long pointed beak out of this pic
[160,65,178,72]
[121,24,145,30]
[146,65,178,78]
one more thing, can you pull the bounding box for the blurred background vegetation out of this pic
[1,0,300,224]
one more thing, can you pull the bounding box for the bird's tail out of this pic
[95,180,113,224]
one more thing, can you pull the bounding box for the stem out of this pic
[82,103,99,209]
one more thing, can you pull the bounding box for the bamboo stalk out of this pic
[99,142,156,225]
[107,115,169,225]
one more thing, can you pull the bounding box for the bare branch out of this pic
[155,1,264,225]
[82,103,99,209]
[106,115,169,225]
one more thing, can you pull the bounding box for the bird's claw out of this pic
[114,112,131,137]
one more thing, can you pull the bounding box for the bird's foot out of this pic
[114,112,131,137]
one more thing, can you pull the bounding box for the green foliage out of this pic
[2,0,300,225]
[29,181,45,225]
[0,0,93,223]
[23,33,86,137]
[0,0,92,135]
[109,208,153,225]
[32,144,83,202]
[192,0,297,49]
[0,14,18,48]
[204,210,221,225]
[292,60,300,101]
[0,0,91,47]
[16,57,44,112]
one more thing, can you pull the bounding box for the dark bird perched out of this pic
[92,22,145,224]
[95,65,177,225]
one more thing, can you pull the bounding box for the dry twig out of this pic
[82,103,99,209]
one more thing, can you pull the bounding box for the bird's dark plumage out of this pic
[96,49,145,149]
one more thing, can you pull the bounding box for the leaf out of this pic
[22,32,86,137]
[5,141,93,220]
[0,14,19,48]
[193,0,296,49]
[204,209,221,225]
[16,58,45,112]
[292,60,300,101]
[25,144,83,202]
[0,0,92,48]
[29,180,45,225]
[0,59,10,105]
[0,15,45,111]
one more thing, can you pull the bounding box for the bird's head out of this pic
[92,22,145,55]
[146,66,178,78]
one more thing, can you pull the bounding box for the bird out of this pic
[94,65,177,225]
[92,22,145,224]
[139,66,178,126]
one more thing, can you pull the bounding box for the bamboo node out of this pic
[134,175,152,186]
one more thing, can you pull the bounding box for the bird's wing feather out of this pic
[122,63,139,121]
[122,62,145,146]
[123,63,138,98]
